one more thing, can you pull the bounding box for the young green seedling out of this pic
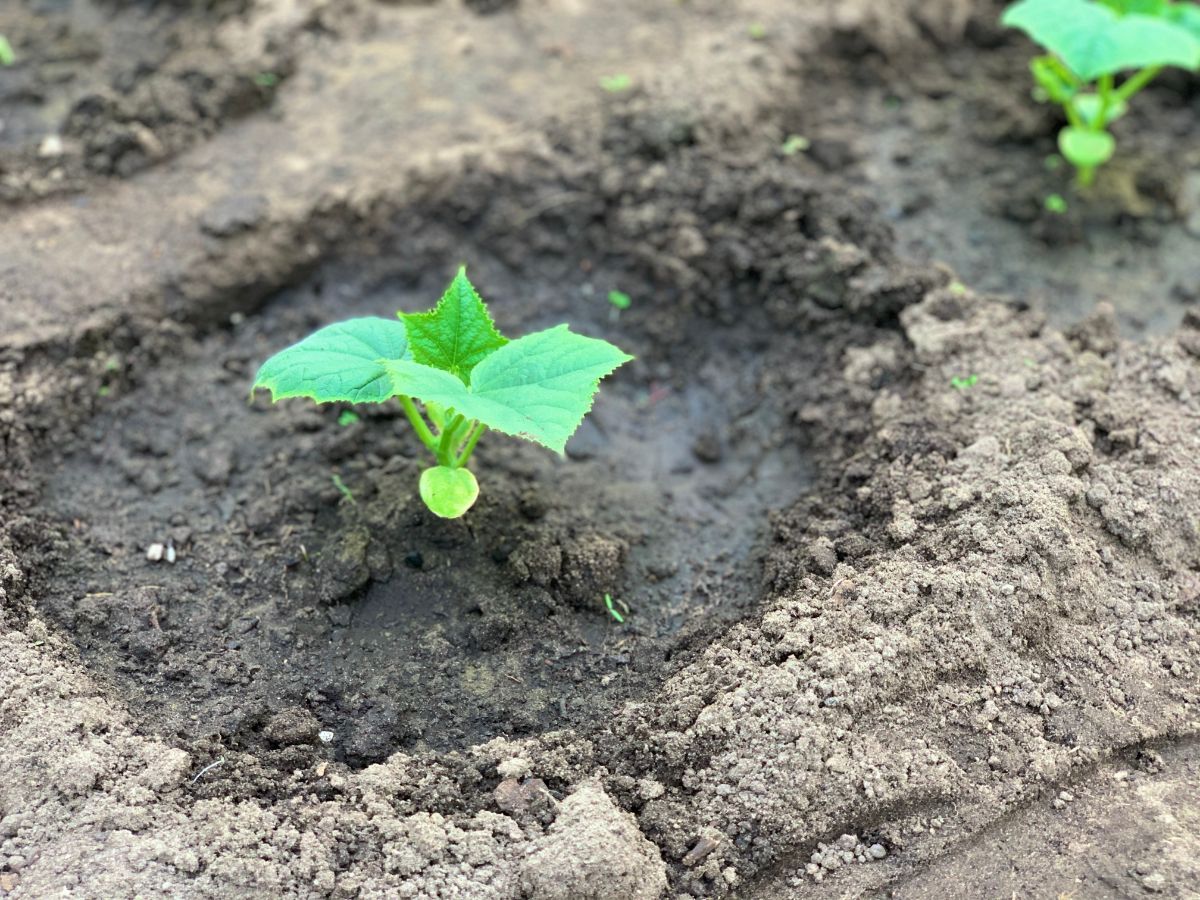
[1003,0,1200,186]
[599,73,633,93]
[0,35,14,67]
[254,268,632,519]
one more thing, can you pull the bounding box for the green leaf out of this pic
[253,317,410,403]
[1003,0,1200,79]
[1059,127,1117,167]
[420,466,479,518]
[1098,0,1168,13]
[1169,4,1200,39]
[400,267,508,383]
[386,325,633,453]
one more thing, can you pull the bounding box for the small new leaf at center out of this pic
[400,267,508,383]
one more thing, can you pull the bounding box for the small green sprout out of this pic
[331,473,356,505]
[748,22,768,40]
[948,281,968,296]
[781,134,811,157]
[1003,0,1200,186]
[599,73,633,93]
[951,374,980,390]
[1044,192,1069,213]
[254,268,632,519]
[0,35,14,67]
[607,290,632,319]
[603,593,628,624]
[253,71,279,88]
[337,410,360,427]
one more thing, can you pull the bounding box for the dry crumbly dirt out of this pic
[2,1,1199,898]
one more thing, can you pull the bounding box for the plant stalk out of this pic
[437,413,467,465]
[1115,66,1160,103]
[455,423,487,467]
[400,396,439,453]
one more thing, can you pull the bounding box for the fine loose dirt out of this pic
[2,1,1198,898]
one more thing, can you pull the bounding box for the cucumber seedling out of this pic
[254,268,632,519]
[1003,0,1200,186]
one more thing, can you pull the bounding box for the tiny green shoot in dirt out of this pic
[337,410,360,427]
[1003,0,1200,186]
[781,134,810,156]
[331,473,356,505]
[951,374,980,390]
[1044,192,1068,213]
[607,290,632,320]
[600,73,633,93]
[254,267,632,519]
[603,593,628,624]
[0,35,14,67]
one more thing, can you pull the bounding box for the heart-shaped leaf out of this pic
[1059,126,1117,167]
[419,466,479,518]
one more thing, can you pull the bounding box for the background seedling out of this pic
[607,290,631,320]
[603,593,628,624]
[1044,192,1068,213]
[337,410,360,427]
[255,268,631,519]
[0,35,14,67]
[600,73,633,93]
[1003,0,1200,186]
[331,474,356,505]
[780,134,810,156]
[951,374,980,390]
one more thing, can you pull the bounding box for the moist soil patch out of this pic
[36,250,820,769]
[787,1,1200,335]
[21,137,912,792]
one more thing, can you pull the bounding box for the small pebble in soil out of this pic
[404,551,424,569]
[318,731,334,744]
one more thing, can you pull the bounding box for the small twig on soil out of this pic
[190,757,226,785]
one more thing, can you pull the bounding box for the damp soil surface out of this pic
[37,248,819,768]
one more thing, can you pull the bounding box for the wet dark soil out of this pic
[28,141,901,772]
[788,5,1200,335]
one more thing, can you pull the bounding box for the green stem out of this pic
[1094,73,1114,130]
[399,395,438,453]
[1115,66,1160,103]
[437,413,466,465]
[1063,99,1082,129]
[455,423,487,467]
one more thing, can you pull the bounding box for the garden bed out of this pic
[2,1,1198,898]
